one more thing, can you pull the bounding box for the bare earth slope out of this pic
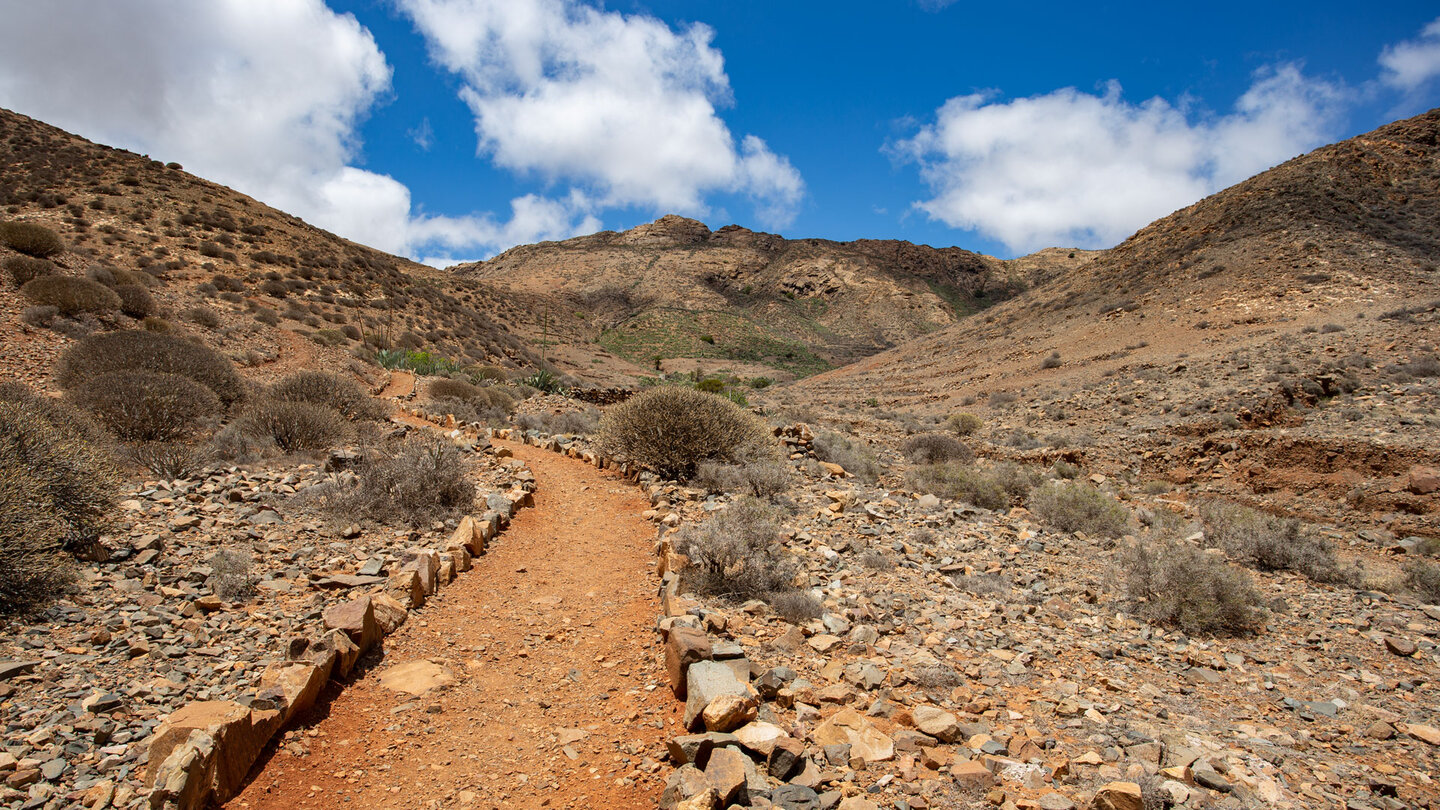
[786,107,1440,537]
[456,215,1090,379]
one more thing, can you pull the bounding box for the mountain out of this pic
[780,107,1440,537]
[455,215,1091,379]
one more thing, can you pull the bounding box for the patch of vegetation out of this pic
[57,331,244,407]
[326,435,475,526]
[945,412,983,436]
[1118,537,1264,636]
[811,429,880,483]
[0,220,64,257]
[908,463,1008,510]
[1404,560,1440,604]
[902,432,974,464]
[674,496,813,612]
[239,400,348,452]
[21,275,121,315]
[271,371,389,422]
[4,255,53,286]
[1028,480,1130,537]
[1198,500,1354,584]
[692,459,794,500]
[68,370,220,442]
[598,307,832,378]
[513,408,599,435]
[599,386,771,480]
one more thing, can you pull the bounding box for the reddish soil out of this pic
[378,369,417,400]
[227,440,676,810]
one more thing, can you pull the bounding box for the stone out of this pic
[836,798,879,810]
[386,569,426,609]
[912,705,962,742]
[813,707,894,763]
[0,660,40,681]
[378,660,457,696]
[683,661,749,731]
[1407,466,1440,495]
[953,758,998,788]
[732,721,788,757]
[1091,782,1143,810]
[450,516,480,556]
[257,662,329,725]
[661,764,711,809]
[323,596,380,653]
[665,626,713,697]
[1384,636,1418,657]
[370,592,409,635]
[770,784,820,810]
[1036,792,1077,810]
[1404,723,1440,746]
[325,629,362,678]
[704,746,749,807]
[674,788,720,810]
[768,736,806,780]
[668,734,719,767]
[702,693,757,733]
[145,700,282,802]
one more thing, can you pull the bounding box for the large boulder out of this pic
[683,661,750,731]
[323,596,380,653]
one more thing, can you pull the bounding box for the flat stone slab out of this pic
[377,660,457,696]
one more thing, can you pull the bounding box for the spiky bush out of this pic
[1118,538,1263,636]
[906,463,1008,510]
[599,386,770,480]
[429,378,481,401]
[902,432,974,464]
[341,435,476,526]
[1028,480,1130,537]
[0,463,74,614]
[674,497,807,608]
[0,220,64,257]
[0,402,118,558]
[239,400,348,452]
[4,255,54,286]
[56,331,244,407]
[1198,499,1353,584]
[114,283,155,318]
[270,371,388,421]
[21,276,122,315]
[68,370,220,442]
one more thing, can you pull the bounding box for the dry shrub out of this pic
[209,421,274,463]
[1118,538,1263,636]
[186,305,221,329]
[675,497,809,610]
[693,459,793,499]
[21,276,121,315]
[1198,499,1353,584]
[209,547,257,602]
[68,370,220,442]
[903,432,974,464]
[0,402,118,557]
[239,400,348,452]
[945,412,983,436]
[1028,480,1130,537]
[425,396,507,425]
[0,381,111,448]
[114,283,155,318]
[0,464,73,614]
[0,220,64,257]
[125,441,211,480]
[20,305,58,327]
[599,386,770,480]
[513,408,599,435]
[5,255,54,286]
[811,429,880,483]
[429,378,481,401]
[270,371,388,421]
[906,463,1007,510]
[1404,560,1440,604]
[56,331,244,407]
[342,435,476,525]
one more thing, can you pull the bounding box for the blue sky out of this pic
[1,1,1438,263]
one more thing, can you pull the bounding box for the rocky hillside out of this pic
[456,215,1086,379]
[781,107,1440,537]
[0,108,652,391]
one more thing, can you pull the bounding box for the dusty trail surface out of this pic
[228,440,674,810]
[378,369,416,400]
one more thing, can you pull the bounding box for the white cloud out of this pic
[893,65,1348,253]
[1380,17,1440,91]
[0,0,590,260]
[399,0,804,228]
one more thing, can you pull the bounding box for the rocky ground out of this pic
[0,424,530,809]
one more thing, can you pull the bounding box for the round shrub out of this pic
[240,399,348,452]
[1028,480,1130,538]
[599,386,770,480]
[114,283,156,318]
[0,402,118,556]
[68,370,220,442]
[4,255,54,286]
[21,276,122,316]
[902,432,974,464]
[0,381,111,448]
[0,220,65,257]
[945,412,983,436]
[429,378,481,402]
[343,436,476,526]
[56,331,244,407]
[271,371,388,421]
[0,460,75,614]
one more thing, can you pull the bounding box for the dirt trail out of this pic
[378,369,416,400]
[228,440,675,810]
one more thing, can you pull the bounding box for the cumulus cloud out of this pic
[399,0,804,228]
[1380,17,1440,91]
[893,65,1349,253]
[0,0,592,259]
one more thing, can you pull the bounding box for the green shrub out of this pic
[114,283,155,318]
[240,400,348,452]
[945,412,983,436]
[0,402,118,558]
[902,432,974,464]
[520,369,562,393]
[907,463,1007,510]
[674,497,808,608]
[695,378,725,393]
[0,220,64,257]
[1119,538,1263,636]
[599,386,770,480]
[68,370,220,442]
[811,429,881,483]
[271,371,388,421]
[21,276,121,315]
[56,331,244,406]
[1028,480,1130,537]
[1198,500,1352,584]
[4,255,54,286]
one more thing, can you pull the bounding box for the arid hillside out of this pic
[0,107,652,391]
[455,215,1092,379]
[782,107,1440,537]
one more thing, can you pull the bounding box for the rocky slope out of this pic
[456,216,1084,379]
